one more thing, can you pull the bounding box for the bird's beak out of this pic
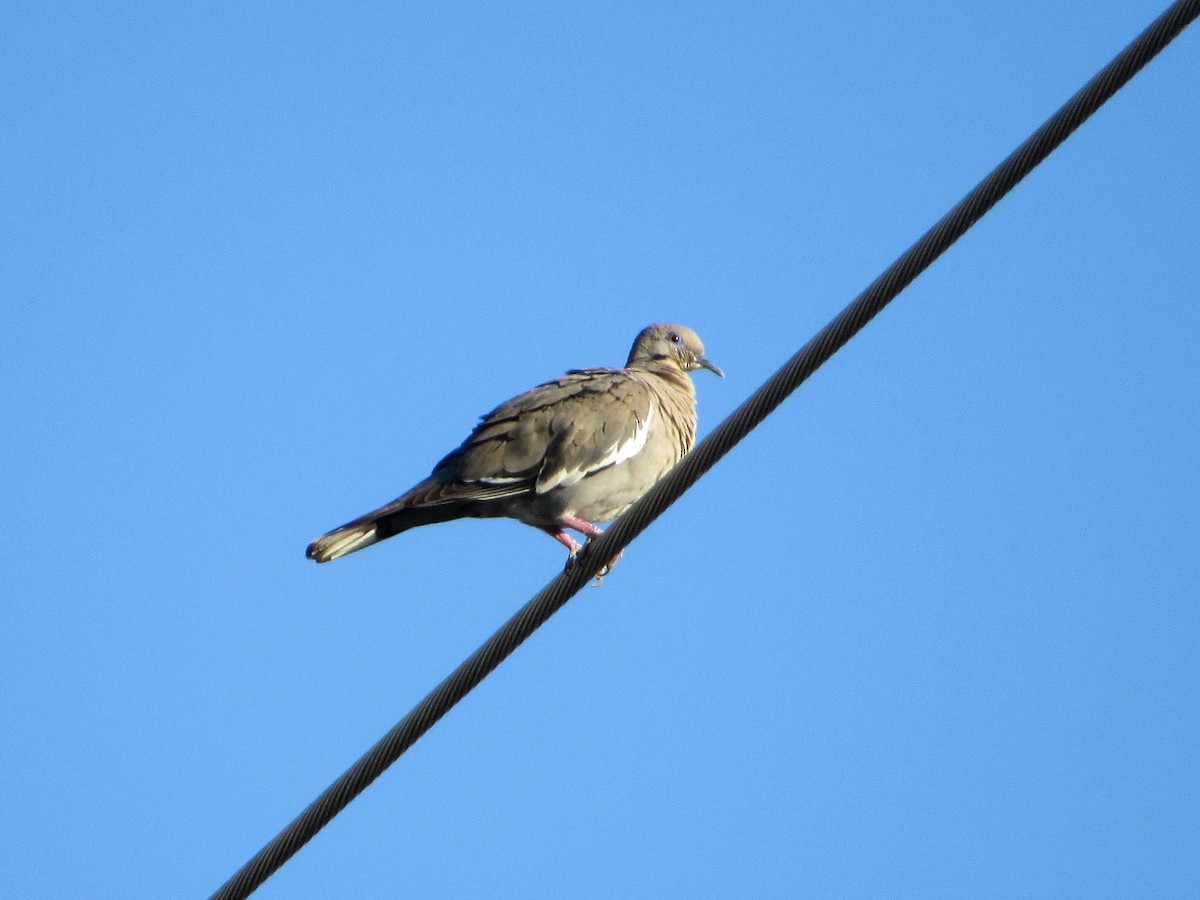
[697,356,724,377]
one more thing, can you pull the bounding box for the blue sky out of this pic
[4,2,1198,897]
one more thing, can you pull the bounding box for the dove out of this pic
[306,323,721,572]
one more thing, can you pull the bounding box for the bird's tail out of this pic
[307,472,519,563]
[306,486,468,563]
[306,496,421,563]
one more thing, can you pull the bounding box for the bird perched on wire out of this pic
[306,323,722,575]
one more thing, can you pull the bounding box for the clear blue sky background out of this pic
[4,2,1198,897]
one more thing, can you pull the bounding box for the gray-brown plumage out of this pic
[306,323,722,569]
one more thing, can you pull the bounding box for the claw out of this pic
[587,540,623,586]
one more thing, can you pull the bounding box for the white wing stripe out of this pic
[536,405,655,493]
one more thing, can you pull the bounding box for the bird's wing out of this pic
[417,367,655,503]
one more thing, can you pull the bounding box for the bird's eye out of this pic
[668,332,682,344]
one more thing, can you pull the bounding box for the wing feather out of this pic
[424,368,653,501]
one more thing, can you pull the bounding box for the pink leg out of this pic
[559,515,602,539]
[548,528,583,557]
[550,516,623,580]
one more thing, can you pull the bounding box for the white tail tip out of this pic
[306,525,379,563]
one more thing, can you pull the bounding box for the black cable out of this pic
[210,3,1200,897]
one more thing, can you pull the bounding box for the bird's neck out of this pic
[631,359,696,394]
[628,361,699,449]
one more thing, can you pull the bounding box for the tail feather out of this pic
[307,476,522,563]
[306,523,381,563]
[306,490,469,563]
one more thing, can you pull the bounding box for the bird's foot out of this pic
[586,542,624,586]
[560,542,622,586]
[552,519,619,585]
[556,530,585,575]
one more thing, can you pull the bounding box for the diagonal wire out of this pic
[210,2,1200,897]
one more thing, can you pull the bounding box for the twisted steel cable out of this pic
[211,3,1200,897]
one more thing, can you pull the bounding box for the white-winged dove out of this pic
[306,323,722,571]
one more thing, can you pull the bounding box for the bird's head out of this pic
[628,323,723,377]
